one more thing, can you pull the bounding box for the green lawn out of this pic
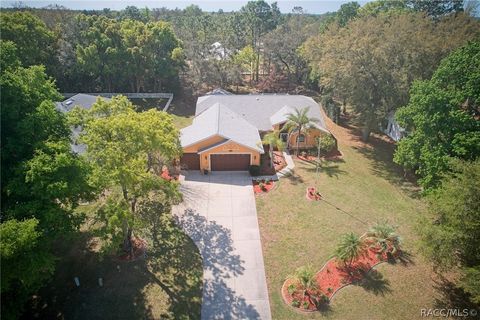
[256,132,438,319]
[171,113,193,129]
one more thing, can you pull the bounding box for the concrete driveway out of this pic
[173,171,272,320]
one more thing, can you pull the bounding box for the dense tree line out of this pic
[303,10,479,140]
[0,40,96,319]
[1,2,332,93]
[1,10,183,93]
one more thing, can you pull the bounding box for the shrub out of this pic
[291,299,300,308]
[302,301,309,309]
[316,135,336,153]
[258,182,265,190]
[327,287,333,293]
[320,294,329,304]
[287,283,296,295]
[249,165,260,176]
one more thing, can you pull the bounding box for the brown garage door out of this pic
[180,153,200,170]
[210,154,251,171]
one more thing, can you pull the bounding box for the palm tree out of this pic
[285,107,318,156]
[334,232,366,268]
[287,265,319,301]
[262,130,284,167]
[364,222,402,257]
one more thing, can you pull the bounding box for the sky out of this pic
[2,1,370,14]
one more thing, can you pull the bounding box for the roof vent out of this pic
[256,97,259,101]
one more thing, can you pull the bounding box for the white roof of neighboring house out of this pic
[384,111,406,142]
[180,103,264,153]
[209,41,231,60]
[196,94,328,132]
[206,88,233,95]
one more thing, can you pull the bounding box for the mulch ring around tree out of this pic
[252,180,276,195]
[282,248,398,313]
[306,187,322,201]
[118,237,148,262]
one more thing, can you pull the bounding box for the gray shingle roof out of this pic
[180,103,264,153]
[55,94,111,155]
[196,94,328,132]
[55,94,111,113]
[270,105,295,126]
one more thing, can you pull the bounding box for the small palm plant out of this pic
[334,232,366,268]
[364,222,402,257]
[262,130,285,167]
[285,107,318,156]
[287,265,319,302]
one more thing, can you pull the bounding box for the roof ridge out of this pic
[215,103,221,135]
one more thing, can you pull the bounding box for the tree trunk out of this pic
[361,126,371,142]
[255,50,260,83]
[121,185,136,256]
[296,127,302,156]
[269,143,273,167]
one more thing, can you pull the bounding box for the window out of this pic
[297,134,305,143]
[280,133,288,142]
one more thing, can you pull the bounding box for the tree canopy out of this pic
[302,12,479,140]
[419,160,480,303]
[394,41,480,189]
[0,42,94,319]
[71,96,182,252]
[0,11,54,66]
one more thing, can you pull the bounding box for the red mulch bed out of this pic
[272,151,287,171]
[297,155,318,162]
[258,148,287,175]
[160,167,178,181]
[306,187,322,201]
[297,150,343,163]
[282,247,397,312]
[281,279,321,312]
[316,248,386,299]
[252,180,275,194]
[118,237,148,261]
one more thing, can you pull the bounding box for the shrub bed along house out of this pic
[253,179,275,194]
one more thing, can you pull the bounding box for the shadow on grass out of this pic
[22,199,203,320]
[304,160,347,179]
[175,209,261,319]
[433,273,480,313]
[283,170,305,185]
[357,269,393,297]
[336,263,392,297]
[352,136,421,199]
[387,250,416,267]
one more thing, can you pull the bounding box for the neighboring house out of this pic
[206,88,233,95]
[209,42,232,60]
[383,111,406,142]
[55,94,110,154]
[180,94,330,171]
